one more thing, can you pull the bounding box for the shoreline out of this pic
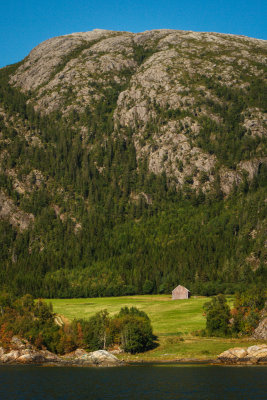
[120,357,267,366]
[121,357,217,365]
[1,358,267,367]
[1,337,266,367]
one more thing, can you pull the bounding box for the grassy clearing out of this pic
[48,295,209,334]
[47,295,262,361]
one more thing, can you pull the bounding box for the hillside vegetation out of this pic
[0,29,266,297]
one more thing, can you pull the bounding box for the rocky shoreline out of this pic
[217,344,267,365]
[1,337,267,367]
[0,337,123,367]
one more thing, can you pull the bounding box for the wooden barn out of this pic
[172,285,190,300]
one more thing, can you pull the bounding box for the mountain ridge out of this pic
[8,29,267,192]
[0,29,266,297]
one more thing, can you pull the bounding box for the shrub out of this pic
[112,308,154,353]
[231,288,266,335]
[119,315,153,353]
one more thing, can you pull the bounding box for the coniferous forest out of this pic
[0,30,266,298]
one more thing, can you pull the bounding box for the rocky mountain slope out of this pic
[9,29,267,192]
[0,29,266,297]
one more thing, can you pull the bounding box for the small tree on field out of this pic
[203,294,231,336]
[113,307,154,353]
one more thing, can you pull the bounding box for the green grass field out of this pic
[47,295,263,361]
[48,295,210,334]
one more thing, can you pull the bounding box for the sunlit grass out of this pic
[119,336,263,362]
[46,295,262,360]
[47,295,209,334]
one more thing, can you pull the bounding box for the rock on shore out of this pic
[218,344,267,364]
[62,348,122,366]
[0,337,122,367]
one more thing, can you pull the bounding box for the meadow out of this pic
[47,295,260,361]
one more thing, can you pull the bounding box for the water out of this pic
[0,365,266,400]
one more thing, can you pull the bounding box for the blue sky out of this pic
[1,0,266,68]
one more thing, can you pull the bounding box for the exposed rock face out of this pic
[218,344,267,364]
[0,191,34,231]
[253,317,267,340]
[0,336,122,366]
[0,337,60,364]
[10,30,116,91]
[7,29,267,194]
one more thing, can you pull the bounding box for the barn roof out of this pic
[172,285,190,292]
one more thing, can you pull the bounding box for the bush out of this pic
[118,315,154,353]
[231,288,266,335]
[112,307,154,353]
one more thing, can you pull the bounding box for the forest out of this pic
[0,56,266,299]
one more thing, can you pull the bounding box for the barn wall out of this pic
[172,286,189,299]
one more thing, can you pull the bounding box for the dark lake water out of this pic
[0,364,266,400]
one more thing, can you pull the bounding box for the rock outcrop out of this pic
[0,191,34,231]
[0,337,122,367]
[7,29,267,194]
[253,318,267,340]
[63,349,122,366]
[0,337,61,364]
[218,344,267,364]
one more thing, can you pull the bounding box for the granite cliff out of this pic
[0,29,266,296]
[8,29,267,193]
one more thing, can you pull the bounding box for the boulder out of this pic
[246,345,267,361]
[218,347,247,362]
[88,350,121,365]
[72,350,121,366]
[218,344,267,364]
[16,349,61,364]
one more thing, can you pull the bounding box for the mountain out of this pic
[0,29,266,297]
